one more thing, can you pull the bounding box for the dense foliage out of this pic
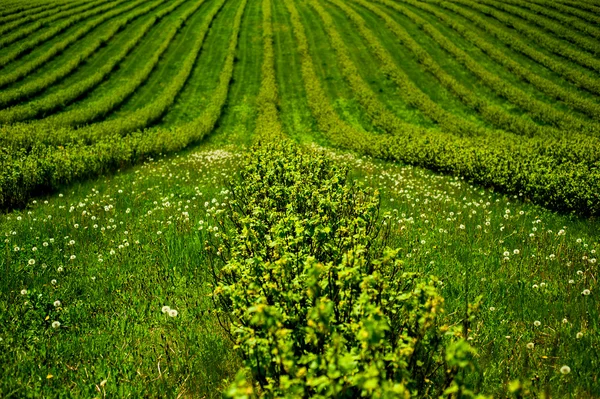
[207,143,482,398]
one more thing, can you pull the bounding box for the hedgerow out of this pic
[0,0,111,49]
[452,0,600,73]
[427,0,600,95]
[0,0,132,69]
[0,0,174,109]
[397,0,600,120]
[359,0,600,137]
[207,142,483,398]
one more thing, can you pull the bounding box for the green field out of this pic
[0,0,599,397]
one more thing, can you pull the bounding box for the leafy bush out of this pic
[208,143,482,398]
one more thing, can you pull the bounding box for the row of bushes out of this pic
[0,0,73,26]
[308,0,419,140]
[396,0,600,120]
[362,0,600,136]
[318,0,491,139]
[0,0,143,83]
[0,0,208,148]
[254,0,285,142]
[0,0,110,48]
[0,0,248,210]
[0,0,174,109]
[283,0,600,216]
[208,142,479,398]
[454,0,600,73]
[479,0,599,54]
[533,0,600,24]
[428,0,600,95]
[505,0,600,39]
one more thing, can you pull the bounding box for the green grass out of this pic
[159,0,234,126]
[1,141,598,396]
[203,0,261,146]
[1,0,600,395]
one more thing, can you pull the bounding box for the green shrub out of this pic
[208,143,483,398]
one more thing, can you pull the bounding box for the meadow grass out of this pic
[1,142,597,396]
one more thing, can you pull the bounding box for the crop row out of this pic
[0,0,132,69]
[362,0,600,137]
[283,0,600,216]
[0,0,74,24]
[0,0,111,49]
[477,0,599,54]
[426,0,600,95]
[307,0,420,139]
[451,0,600,73]
[0,0,206,145]
[396,0,600,120]
[0,0,175,112]
[488,0,600,40]
[324,0,498,139]
[532,0,600,24]
[254,0,285,142]
[70,0,235,141]
[0,0,249,209]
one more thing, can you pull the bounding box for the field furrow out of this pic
[0,0,175,110]
[424,0,600,96]
[253,0,284,142]
[0,0,135,69]
[0,0,114,50]
[396,0,600,120]
[271,0,321,144]
[321,0,493,138]
[308,0,425,140]
[449,0,600,74]
[159,0,239,127]
[0,1,71,24]
[477,0,600,54]
[203,0,260,146]
[487,0,600,40]
[359,0,600,137]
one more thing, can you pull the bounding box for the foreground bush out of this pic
[207,143,483,398]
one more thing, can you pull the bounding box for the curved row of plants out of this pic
[425,0,600,95]
[359,0,600,137]
[319,0,496,139]
[0,0,70,24]
[0,0,218,148]
[0,0,178,112]
[394,0,600,120]
[0,0,109,48]
[477,0,599,54]
[0,0,133,69]
[283,0,600,216]
[0,0,94,36]
[451,0,600,73]
[531,0,600,24]
[331,0,559,141]
[254,0,285,142]
[307,0,424,139]
[501,0,600,39]
[0,0,248,209]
